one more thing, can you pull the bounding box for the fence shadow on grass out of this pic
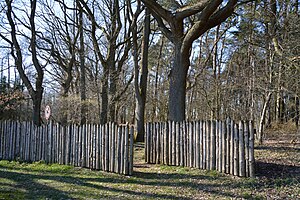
[0,164,251,200]
[1,162,299,199]
[255,161,300,179]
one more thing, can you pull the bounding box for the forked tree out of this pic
[141,0,238,121]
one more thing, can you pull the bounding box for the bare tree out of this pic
[1,0,45,125]
[141,0,238,121]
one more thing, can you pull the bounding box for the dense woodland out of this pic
[0,0,299,143]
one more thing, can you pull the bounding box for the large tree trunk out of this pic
[78,3,86,125]
[32,89,43,126]
[168,40,189,121]
[100,66,109,124]
[109,58,117,122]
[135,8,150,142]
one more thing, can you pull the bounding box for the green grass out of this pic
[0,145,299,200]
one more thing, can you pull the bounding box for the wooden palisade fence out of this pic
[145,119,255,177]
[0,121,134,175]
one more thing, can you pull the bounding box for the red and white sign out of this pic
[44,105,51,121]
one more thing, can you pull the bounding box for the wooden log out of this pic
[172,121,176,165]
[168,121,172,165]
[59,125,63,164]
[210,120,216,170]
[199,120,203,169]
[3,120,8,160]
[129,126,134,175]
[67,124,71,165]
[55,123,59,163]
[120,126,125,174]
[186,122,190,167]
[146,123,151,163]
[6,121,10,160]
[222,118,229,173]
[77,125,82,167]
[244,121,249,177]
[112,123,116,172]
[189,121,193,168]
[164,122,169,165]
[52,122,56,163]
[2,121,6,160]
[176,121,180,166]
[53,122,58,163]
[145,123,148,163]
[70,124,74,166]
[156,122,161,164]
[234,122,239,176]
[76,124,79,166]
[239,121,246,177]
[10,121,15,160]
[33,125,37,161]
[7,121,10,160]
[49,121,55,163]
[90,124,95,169]
[117,126,122,174]
[105,123,110,172]
[152,122,155,164]
[195,121,199,168]
[30,121,34,161]
[12,121,17,160]
[202,121,206,169]
[101,124,105,170]
[40,124,44,161]
[153,123,156,164]
[10,121,14,160]
[160,122,164,165]
[217,121,221,172]
[20,122,25,161]
[81,124,86,167]
[2,121,5,159]
[108,123,112,171]
[96,124,101,170]
[25,121,28,161]
[88,124,92,168]
[215,121,219,171]
[180,121,184,167]
[230,119,235,175]
[14,122,20,160]
[0,121,3,160]
[206,120,211,170]
[219,121,225,173]
[193,121,199,168]
[249,121,255,177]
[37,125,41,161]
[94,124,97,169]
[14,121,18,160]
[193,121,197,168]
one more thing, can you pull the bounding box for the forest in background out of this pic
[0,0,299,143]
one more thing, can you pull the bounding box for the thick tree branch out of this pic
[175,0,210,19]
[140,0,173,22]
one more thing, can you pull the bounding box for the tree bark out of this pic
[78,2,87,125]
[258,92,272,144]
[100,66,109,124]
[168,40,189,121]
[135,8,150,142]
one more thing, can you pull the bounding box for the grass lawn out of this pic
[0,134,299,199]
